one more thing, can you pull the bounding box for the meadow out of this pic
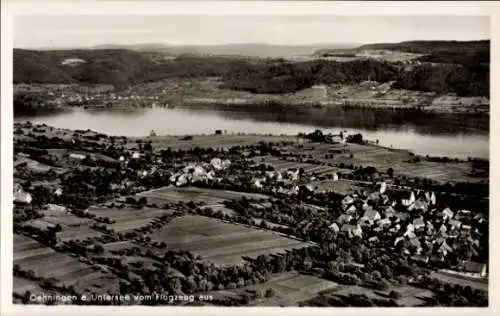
[13,234,121,295]
[148,215,310,266]
[205,271,340,306]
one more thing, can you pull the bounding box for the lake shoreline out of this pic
[14,106,489,160]
[14,121,489,163]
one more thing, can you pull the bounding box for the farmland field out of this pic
[135,186,269,206]
[205,271,340,306]
[148,215,310,266]
[309,179,365,195]
[128,134,297,150]
[252,155,340,175]
[43,212,91,227]
[279,142,484,183]
[430,271,488,291]
[307,284,435,307]
[13,276,46,296]
[57,224,102,242]
[85,206,176,233]
[13,234,121,294]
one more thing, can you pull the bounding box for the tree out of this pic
[389,290,402,299]
[94,243,105,255]
[387,168,394,178]
[264,288,276,298]
[138,197,148,205]
[22,290,32,304]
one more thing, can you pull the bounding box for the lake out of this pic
[15,105,489,159]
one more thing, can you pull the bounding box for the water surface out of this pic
[15,106,489,159]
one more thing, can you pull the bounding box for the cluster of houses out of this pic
[13,183,33,204]
[169,158,232,187]
[328,184,488,278]
[252,169,302,190]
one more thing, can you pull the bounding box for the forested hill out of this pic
[14,47,489,97]
[13,49,159,87]
[358,40,489,54]
[357,40,490,65]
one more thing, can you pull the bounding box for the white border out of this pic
[1,1,499,316]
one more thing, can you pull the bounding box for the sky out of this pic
[14,15,490,48]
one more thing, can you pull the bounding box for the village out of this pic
[11,121,488,306]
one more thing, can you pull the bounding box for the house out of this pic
[45,204,67,213]
[69,153,86,160]
[368,236,379,243]
[404,230,417,239]
[384,206,396,218]
[430,192,436,205]
[408,199,428,212]
[342,196,355,206]
[346,205,357,214]
[441,207,454,220]
[402,191,416,207]
[329,223,340,233]
[337,214,353,225]
[362,203,372,212]
[14,187,32,204]
[360,210,381,225]
[409,238,423,254]
[341,224,363,238]
[473,213,486,224]
[394,212,410,221]
[131,152,142,159]
[406,223,415,232]
[54,188,63,196]
[458,209,471,216]
[449,219,462,230]
[379,182,387,194]
[459,261,487,278]
[389,224,401,233]
[381,195,390,205]
[462,224,472,231]
[411,255,429,264]
[413,218,425,230]
[424,191,431,203]
[377,218,392,228]
[394,236,405,246]
[437,240,453,257]
[439,224,448,234]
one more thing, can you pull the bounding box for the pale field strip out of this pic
[58,225,102,242]
[135,187,269,206]
[206,271,340,306]
[128,135,296,150]
[102,240,136,252]
[147,215,311,266]
[430,271,488,291]
[13,276,45,295]
[280,142,483,183]
[13,234,121,294]
[43,213,91,227]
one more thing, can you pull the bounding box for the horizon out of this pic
[13,38,491,51]
[14,15,489,49]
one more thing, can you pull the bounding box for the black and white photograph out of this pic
[1,0,495,312]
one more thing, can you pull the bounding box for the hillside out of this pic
[315,40,490,66]
[357,40,489,55]
[92,43,358,58]
[13,47,489,97]
[13,49,157,87]
[358,40,490,65]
